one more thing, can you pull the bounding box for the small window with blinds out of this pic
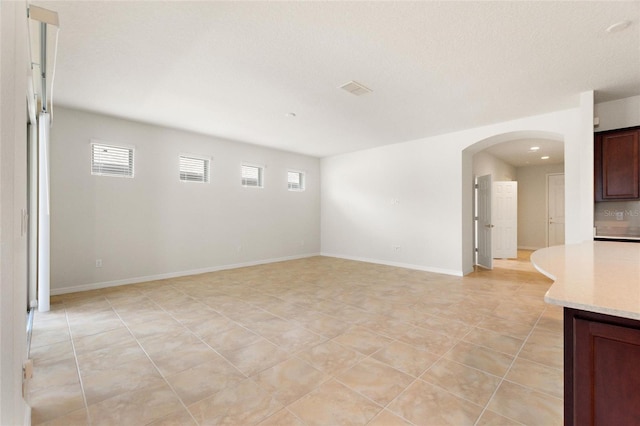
[179,155,210,183]
[91,142,134,178]
[241,163,263,188]
[287,170,305,191]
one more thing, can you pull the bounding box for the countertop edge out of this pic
[543,294,640,321]
[533,242,640,321]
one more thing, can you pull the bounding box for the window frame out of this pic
[90,140,135,178]
[241,163,265,188]
[287,169,306,191]
[179,153,211,184]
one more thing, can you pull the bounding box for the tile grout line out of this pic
[137,282,332,424]
[225,282,384,424]
[106,294,203,426]
[297,298,519,424]
[34,255,558,426]
[375,316,534,425]
[252,298,426,425]
[473,307,549,426]
[368,326,475,426]
[64,302,92,426]
[122,285,289,423]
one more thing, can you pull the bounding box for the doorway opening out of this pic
[470,135,565,270]
[547,173,565,247]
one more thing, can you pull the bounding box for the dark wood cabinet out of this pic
[595,127,640,201]
[564,308,640,425]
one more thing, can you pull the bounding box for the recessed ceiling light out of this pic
[541,156,550,160]
[285,112,297,118]
[606,20,632,33]
[529,146,540,151]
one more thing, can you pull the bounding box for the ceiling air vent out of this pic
[339,80,372,96]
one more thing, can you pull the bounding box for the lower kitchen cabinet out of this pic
[565,307,640,425]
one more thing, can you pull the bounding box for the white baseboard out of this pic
[23,403,31,426]
[320,252,463,277]
[51,253,321,295]
[518,246,542,251]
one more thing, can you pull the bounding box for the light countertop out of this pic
[531,241,640,320]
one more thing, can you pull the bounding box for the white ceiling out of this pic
[484,138,564,167]
[38,1,640,158]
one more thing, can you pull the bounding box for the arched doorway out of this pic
[461,131,565,274]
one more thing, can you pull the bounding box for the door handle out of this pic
[485,224,494,228]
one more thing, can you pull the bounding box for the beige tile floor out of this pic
[28,252,563,425]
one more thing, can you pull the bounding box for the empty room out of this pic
[1,1,640,425]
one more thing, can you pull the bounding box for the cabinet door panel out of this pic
[601,131,639,200]
[574,318,640,425]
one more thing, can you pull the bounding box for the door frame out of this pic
[475,174,493,269]
[546,173,565,247]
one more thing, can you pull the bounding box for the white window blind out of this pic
[179,155,210,183]
[288,171,305,191]
[91,143,134,177]
[241,164,263,187]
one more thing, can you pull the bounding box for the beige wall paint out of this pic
[517,163,565,250]
[473,150,564,250]
[472,151,516,181]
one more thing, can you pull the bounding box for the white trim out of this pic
[25,407,32,426]
[287,169,306,191]
[178,153,211,183]
[90,139,135,178]
[518,245,542,251]
[179,152,211,161]
[90,138,136,150]
[50,253,321,295]
[320,252,463,277]
[241,162,265,188]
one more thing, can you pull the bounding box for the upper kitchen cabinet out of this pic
[595,127,640,201]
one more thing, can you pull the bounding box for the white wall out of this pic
[321,140,463,275]
[50,107,320,293]
[595,95,640,131]
[517,163,565,250]
[472,151,516,181]
[0,1,30,424]
[322,95,594,276]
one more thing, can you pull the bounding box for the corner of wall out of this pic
[578,91,595,243]
[0,0,30,424]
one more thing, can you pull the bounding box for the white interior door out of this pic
[476,175,492,269]
[548,174,565,246]
[493,181,518,259]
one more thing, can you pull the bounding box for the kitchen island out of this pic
[532,241,640,425]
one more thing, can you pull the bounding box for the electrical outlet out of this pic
[393,246,401,252]
[95,259,102,268]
